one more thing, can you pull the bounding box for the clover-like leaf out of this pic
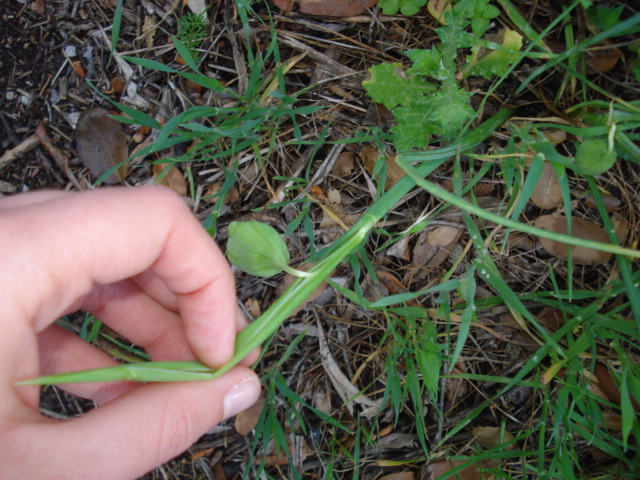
[226,221,290,277]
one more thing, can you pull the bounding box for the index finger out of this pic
[0,186,238,367]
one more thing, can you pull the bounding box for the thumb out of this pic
[6,367,261,480]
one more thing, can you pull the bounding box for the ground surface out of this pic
[2,1,640,479]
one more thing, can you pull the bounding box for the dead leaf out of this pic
[611,213,630,246]
[273,0,378,17]
[72,60,86,78]
[582,192,621,211]
[244,298,262,319]
[31,0,45,15]
[586,47,621,74]
[132,125,151,143]
[204,181,240,203]
[534,215,612,265]
[427,0,452,25]
[472,426,515,451]
[363,103,394,129]
[313,379,332,415]
[530,162,563,209]
[595,362,640,412]
[153,163,187,196]
[360,144,405,189]
[235,390,265,434]
[318,187,360,237]
[104,76,126,96]
[445,363,468,411]
[142,16,157,50]
[386,235,411,261]
[425,458,494,480]
[331,151,356,177]
[535,307,564,332]
[75,108,128,184]
[379,472,414,480]
[601,411,623,432]
[544,129,567,145]
[405,222,462,283]
[376,269,420,306]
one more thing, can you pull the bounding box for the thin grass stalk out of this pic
[18,108,515,386]
[396,156,640,259]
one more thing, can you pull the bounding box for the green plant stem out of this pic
[396,156,640,259]
[18,108,515,386]
[281,264,313,278]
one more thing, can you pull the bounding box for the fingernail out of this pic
[223,376,261,419]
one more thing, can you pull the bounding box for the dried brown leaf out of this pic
[235,390,265,435]
[427,0,452,25]
[472,426,515,450]
[331,151,356,177]
[611,213,630,246]
[142,16,157,49]
[204,181,240,204]
[273,0,377,17]
[386,235,411,261]
[75,108,128,184]
[426,459,494,480]
[586,47,621,74]
[602,411,623,432]
[153,164,187,197]
[530,162,563,209]
[406,223,463,283]
[593,362,640,411]
[534,215,612,265]
[360,144,405,189]
[426,225,462,247]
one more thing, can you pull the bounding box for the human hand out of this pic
[0,186,261,479]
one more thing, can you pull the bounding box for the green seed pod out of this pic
[575,137,617,176]
[226,221,290,277]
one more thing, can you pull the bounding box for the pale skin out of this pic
[0,186,261,479]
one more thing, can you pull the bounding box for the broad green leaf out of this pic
[226,221,290,277]
[392,102,438,151]
[429,85,476,137]
[363,63,435,109]
[407,48,450,80]
[390,86,474,150]
[575,137,617,176]
[465,28,524,78]
[416,319,442,400]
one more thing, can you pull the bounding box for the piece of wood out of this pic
[0,134,40,171]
